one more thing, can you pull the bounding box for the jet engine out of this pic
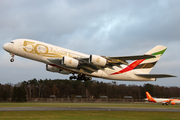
[62,56,79,68]
[171,102,175,105]
[46,64,70,74]
[46,64,60,72]
[89,55,107,66]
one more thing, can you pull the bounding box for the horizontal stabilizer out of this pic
[135,74,176,78]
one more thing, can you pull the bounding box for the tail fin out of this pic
[146,91,153,99]
[146,91,156,102]
[135,45,167,74]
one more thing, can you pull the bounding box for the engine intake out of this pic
[89,55,107,67]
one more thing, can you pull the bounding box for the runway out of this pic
[0,107,180,112]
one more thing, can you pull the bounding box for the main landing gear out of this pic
[69,74,92,81]
[10,54,14,62]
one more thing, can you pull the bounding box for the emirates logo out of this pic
[96,58,100,63]
[68,59,72,64]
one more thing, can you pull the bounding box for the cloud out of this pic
[0,0,179,86]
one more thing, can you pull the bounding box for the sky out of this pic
[0,0,179,86]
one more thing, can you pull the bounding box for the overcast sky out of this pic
[0,0,179,86]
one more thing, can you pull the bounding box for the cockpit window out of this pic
[10,42,14,44]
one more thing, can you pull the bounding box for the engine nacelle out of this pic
[171,102,176,105]
[89,55,107,66]
[46,64,60,72]
[46,64,70,74]
[62,56,79,68]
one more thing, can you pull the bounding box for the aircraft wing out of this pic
[105,55,155,65]
[47,58,62,65]
[81,55,155,65]
[47,55,156,74]
[107,55,155,60]
[77,55,156,73]
[135,74,177,78]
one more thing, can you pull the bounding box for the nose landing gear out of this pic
[10,54,14,62]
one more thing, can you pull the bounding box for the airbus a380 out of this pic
[3,39,176,81]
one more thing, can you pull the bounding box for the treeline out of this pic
[0,79,180,102]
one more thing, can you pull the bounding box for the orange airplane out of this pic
[146,92,180,105]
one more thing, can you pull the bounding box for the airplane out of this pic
[3,39,176,81]
[145,92,180,105]
[170,98,180,105]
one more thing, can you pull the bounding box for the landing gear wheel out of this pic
[10,54,14,62]
[73,76,77,79]
[69,74,92,81]
[77,74,92,81]
[69,74,78,80]
[10,58,14,62]
[69,76,73,80]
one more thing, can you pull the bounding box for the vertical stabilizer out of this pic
[146,92,156,102]
[146,92,153,99]
[135,45,167,74]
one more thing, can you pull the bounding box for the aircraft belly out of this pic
[90,70,105,78]
[173,101,180,104]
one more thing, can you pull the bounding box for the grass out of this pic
[0,111,179,120]
[0,103,179,120]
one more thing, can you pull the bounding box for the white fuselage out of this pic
[3,39,156,81]
[147,97,180,105]
[153,98,170,103]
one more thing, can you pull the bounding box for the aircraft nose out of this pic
[3,43,9,51]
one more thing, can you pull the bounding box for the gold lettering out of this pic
[23,41,35,53]
[34,44,49,55]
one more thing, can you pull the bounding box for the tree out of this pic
[12,87,26,102]
[142,83,154,98]
[2,90,8,101]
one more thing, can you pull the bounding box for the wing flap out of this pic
[135,74,176,78]
[106,55,155,65]
[108,55,155,60]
